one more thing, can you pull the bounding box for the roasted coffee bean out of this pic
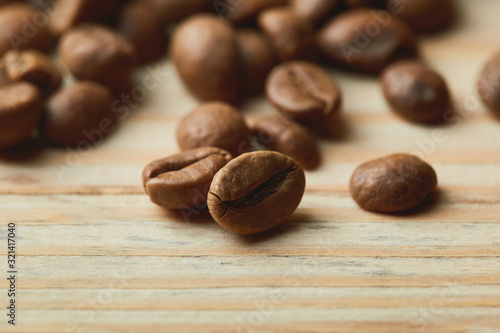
[41,82,117,146]
[381,60,451,124]
[478,53,500,116]
[219,0,288,25]
[350,154,437,213]
[49,0,118,37]
[252,115,320,170]
[147,0,212,22]
[176,102,251,157]
[142,147,233,209]
[391,0,455,34]
[171,14,241,102]
[1,50,62,97]
[208,151,305,235]
[0,4,53,56]
[266,61,342,122]
[291,0,339,26]
[258,7,316,61]
[0,82,42,149]
[236,29,277,96]
[117,0,167,64]
[318,8,418,74]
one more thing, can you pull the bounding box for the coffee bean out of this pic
[391,0,455,34]
[49,0,118,37]
[171,14,241,102]
[478,53,500,116]
[350,154,437,213]
[143,147,233,209]
[318,8,418,74]
[146,0,212,22]
[219,0,288,25]
[236,29,277,96]
[291,0,339,26]
[1,50,62,98]
[258,7,316,61]
[117,0,168,64]
[208,151,305,235]
[266,61,342,122]
[41,82,117,146]
[58,24,138,94]
[0,4,53,56]
[381,60,451,124]
[252,115,320,170]
[0,82,42,149]
[176,102,252,157]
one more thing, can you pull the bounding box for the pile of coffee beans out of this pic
[1,1,498,234]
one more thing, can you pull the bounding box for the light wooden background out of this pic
[2,1,500,332]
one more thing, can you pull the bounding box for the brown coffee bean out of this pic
[252,115,320,170]
[257,7,316,62]
[236,29,277,96]
[391,0,455,34]
[176,102,252,157]
[218,0,288,25]
[146,0,212,22]
[266,61,342,122]
[318,8,418,74]
[478,53,500,116]
[208,151,306,235]
[49,0,118,37]
[350,154,437,213]
[381,60,451,124]
[171,14,241,102]
[1,50,62,98]
[117,0,168,64]
[143,147,233,210]
[0,82,42,149]
[41,82,117,146]
[291,0,339,26]
[58,24,138,95]
[0,4,53,56]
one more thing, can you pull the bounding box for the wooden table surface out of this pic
[2,1,500,332]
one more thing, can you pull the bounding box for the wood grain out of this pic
[1,0,500,332]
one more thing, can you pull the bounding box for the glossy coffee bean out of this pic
[258,7,316,61]
[0,4,53,56]
[58,24,138,94]
[350,154,437,213]
[146,0,212,22]
[381,60,451,124]
[318,8,418,74]
[49,0,118,37]
[117,0,167,64]
[252,115,320,170]
[266,61,342,121]
[41,82,117,146]
[291,0,339,26]
[236,29,277,96]
[478,53,500,116]
[1,50,62,97]
[0,82,42,149]
[391,0,455,34]
[208,151,306,235]
[171,14,241,102]
[176,102,251,157]
[143,147,233,209]
[219,0,288,25]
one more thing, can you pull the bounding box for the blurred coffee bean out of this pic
[478,53,500,116]
[171,14,241,102]
[291,0,340,26]
[217,0,288,25]
[390,0,455,34]
[258,7,317,62]
[146,0,212,22]
[318,8,418,74]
